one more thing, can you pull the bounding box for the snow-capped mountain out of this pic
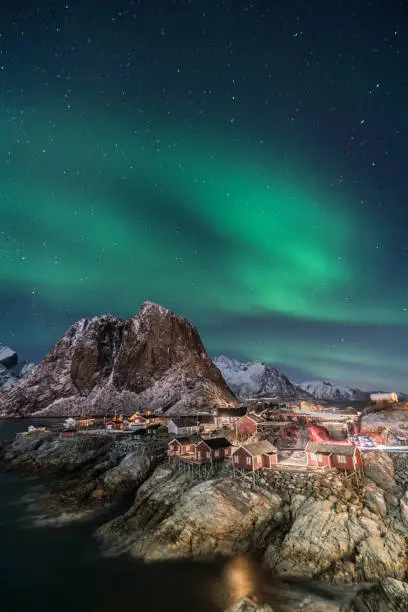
[213,355,312,401]
[298,380,370,402]
[0,303,237,417]
[0,343,35,389]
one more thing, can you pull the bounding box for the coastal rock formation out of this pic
[1,431,115,474]
[213,355,311,401]
[363,451,397,493]
[348,578,408,611]
[130,477,281,561]
[1,429,407,606]
[0,301,237,417]
[271,495,406,582]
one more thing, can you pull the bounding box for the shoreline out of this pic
[1,423,408,611]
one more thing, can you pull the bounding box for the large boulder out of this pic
[101,452,153,494]
[364,481,387,517]
[130,478,281,561]
[363,452,397,493]
[271,497,406,581]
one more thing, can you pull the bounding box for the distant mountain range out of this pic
[298,380,370,402]
[213,356,397,403]
[213,355,313,401]
[0,344,34,390]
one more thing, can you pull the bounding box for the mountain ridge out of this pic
[213,355,313,401]
[298,379,371,402]
[0,302,237,418]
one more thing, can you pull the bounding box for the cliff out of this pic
[0,302,237,417]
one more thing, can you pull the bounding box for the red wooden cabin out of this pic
[236,414,266,437]
[168,435,201,456]
[306,442,363,472]
[130,414,147,425]
[232,441,277,471]
[60,430,76,439]
[195,438,232,462]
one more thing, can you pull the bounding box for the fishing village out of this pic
[15,391,408,486]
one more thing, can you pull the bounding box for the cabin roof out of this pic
[242,413,266,424]
[236,441,277,456]
[215,406,247,417]
[196,415,215,424]
[307,442,357,456]
[171,434,201,445]
[169,417,200,427]
[199,437,231,449]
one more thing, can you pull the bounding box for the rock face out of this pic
[348,578,408,611]
[363,452,397,493]
[298,380,370,402]
[213,355,311,401]
[129,477,282,561]
[270,496,406,582]
[0,302,237,417]
[0,343,34,389]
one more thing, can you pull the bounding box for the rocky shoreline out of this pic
[1,431,408,611]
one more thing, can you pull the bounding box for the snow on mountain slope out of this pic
[0,364,16,388]
[0,343,34,389]
[0,344,18,369]
[298,380,370,402]
[213,355,312,400]
[0,303,237,417]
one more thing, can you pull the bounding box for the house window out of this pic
[206,452,211,459]
[197,451,202,459]
[310,453,317,461]
[316,454,322,462]
[234,455,239,463]
[337,455,347,464]
[214,450,220,458]
[246,456,252,466]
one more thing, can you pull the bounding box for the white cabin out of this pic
[370,392,398,404]
[168,417,200,436]
[63,418,77,429]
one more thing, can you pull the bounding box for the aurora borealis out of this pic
[1,1,408,390]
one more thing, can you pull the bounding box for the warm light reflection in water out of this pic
[223,556,259,606]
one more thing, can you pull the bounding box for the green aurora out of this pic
[1,109,406,389]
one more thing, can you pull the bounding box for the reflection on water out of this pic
[223,556,259,606]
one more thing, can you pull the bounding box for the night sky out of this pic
[1,0,407,391]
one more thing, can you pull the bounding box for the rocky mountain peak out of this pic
[0,303,237,417]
